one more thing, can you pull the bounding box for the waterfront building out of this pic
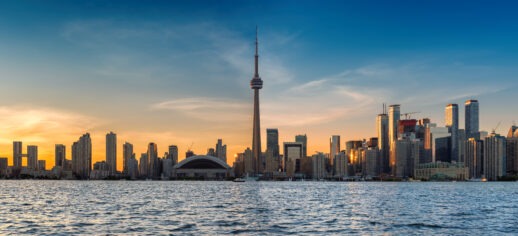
[445,104,459,162]
[414,162,468,181]
[243,148,254,175]
[162,158,173,179]
[139,153,148,178]
[333,151,348,178]
[127,156,139,180]
[329,135,340,167]
[0,158,7,176]
[506,126,518,174]
[264,149,281,176]
[173,155,233,180]
[465,100,479,139]
[37,160,45,171]
[484,132,506,181]
[364,148,380,177]
[425,124,451,162]
[91,161,110,179]
[295,134,308,158]
[55,144,66,168]
[250,29,264,175]
[312,152,327,179]
[232,153,245,177]
[106,132,117,175]
[391,139,420,178]
[123,142,134,175]
[284,142,303,177]
[465,138,484,178]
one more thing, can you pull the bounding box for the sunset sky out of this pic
[1,1,517,169]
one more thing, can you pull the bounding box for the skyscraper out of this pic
[27,145,38,170]
[72,133,92,179]
[389,104,401,151]
[55,144,66,168]
[445,104,459,162]
[168,145,179,165]
[329,135,340,166]
[376,107,390,173]
[283,142,303,177]
[506,126,518,174]
[466,138,484,178]
[266,129,280,158]
[251,28,263,175]
[377,111,389,174]
[13,141,22,168]
[147,142,158,179]
[123,142,134,175]
[484,132,506,181]
[295,134,308,158]
[106,132,117,175]
[215,139,227,163]
[465,100,479,139]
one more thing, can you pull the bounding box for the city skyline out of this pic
[1,1,518,170]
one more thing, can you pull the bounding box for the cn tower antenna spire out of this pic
[254,26,259,78]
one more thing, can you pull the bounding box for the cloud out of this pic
[0,106,101,144]
[151,97,250,122]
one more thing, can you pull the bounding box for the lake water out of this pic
[0,181,517,235]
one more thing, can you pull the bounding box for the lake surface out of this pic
[0,181,517,235]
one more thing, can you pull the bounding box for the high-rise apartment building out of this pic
[377,112,389,174]
[266,129,280,159]
[168,145,179,165]
[123,142,134,175]
[312,152,327,179]
[389,104,401,150]
[465,100,479,139]
[506,126,518,174]
[445,104,459,162]
[13,141,22,168]
[284,142,303,177]
[27,145,38,170]
[466,138,484,178]
[106,132,117,175]
[215,139,227,163]
[484,132,506,181]
[295,134,307,158]
[72,133,92,179]
[329,135,340,166]
[55,144,66,168]
[147,143,158,179]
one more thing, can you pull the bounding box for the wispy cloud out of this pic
[0,106,100,144]
[151,97,250,122]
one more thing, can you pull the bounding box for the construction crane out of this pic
[492,121,501,134]
[400,112,421,119]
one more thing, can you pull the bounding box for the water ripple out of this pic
[0,181,517,234]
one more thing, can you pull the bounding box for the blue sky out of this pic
[0,0,517,166]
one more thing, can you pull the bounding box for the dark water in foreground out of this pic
[0,181,517,235]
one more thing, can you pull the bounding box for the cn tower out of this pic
[251,27,263,175]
